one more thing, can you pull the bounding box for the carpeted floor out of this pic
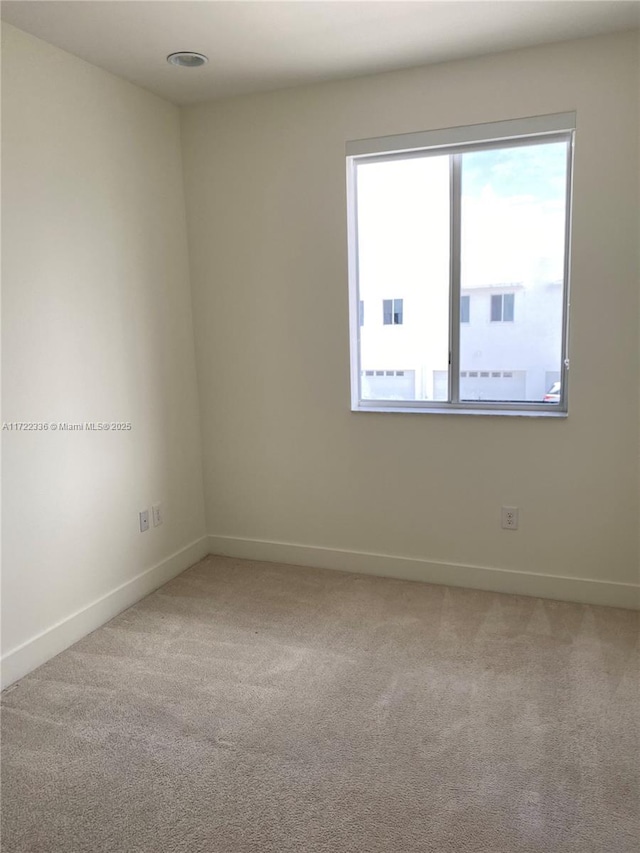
[2,556,639,853]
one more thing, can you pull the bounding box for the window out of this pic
[491,293,514,322]
[383,298,403,325]
[460,295,470,323]
[348,112,574,414]
[359,300,364,327]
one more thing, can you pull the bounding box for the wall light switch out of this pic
[139,509,150,532]
[152,503,163,527]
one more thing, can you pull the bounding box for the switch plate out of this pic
[152,503,163,527]
[139,509,150,532]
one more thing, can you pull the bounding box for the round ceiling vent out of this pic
[167,52,208,68]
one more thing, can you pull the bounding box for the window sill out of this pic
[353,405,568,418]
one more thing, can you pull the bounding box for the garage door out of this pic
[361,370,416,401]
[460,370,526,401]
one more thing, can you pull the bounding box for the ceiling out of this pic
[2,1,639,105]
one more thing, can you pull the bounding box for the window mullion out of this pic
[449,153,462,404]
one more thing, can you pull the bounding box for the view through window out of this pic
[349,115,573,413]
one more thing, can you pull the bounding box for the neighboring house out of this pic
[360,279,563,403]
[458,280,563,402]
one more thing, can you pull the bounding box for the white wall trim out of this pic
[4,532,636,691]
[1,536,210,689]
[208,534,640,611]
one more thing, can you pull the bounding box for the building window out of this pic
[359,300,364,326]
[383,298,403,325]
[491,293,515,322]
[347,112,574,414]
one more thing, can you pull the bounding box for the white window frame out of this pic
[346,112,575,417]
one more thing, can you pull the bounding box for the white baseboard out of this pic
[1,536,210,690]
[4,534,635,691]
[208,534,640,611]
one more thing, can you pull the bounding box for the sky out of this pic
[462,141,568,202]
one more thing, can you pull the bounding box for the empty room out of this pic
[1,1,639,851]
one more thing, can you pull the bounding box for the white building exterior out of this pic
[360,279,563,403]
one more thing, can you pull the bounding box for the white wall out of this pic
[182,32,640,606]
[1,24,207,684]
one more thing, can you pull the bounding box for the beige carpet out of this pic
[2,556,639,852]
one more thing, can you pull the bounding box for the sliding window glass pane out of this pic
[356,155,450,402]
[459,141,568,403]
[460,295,470,323]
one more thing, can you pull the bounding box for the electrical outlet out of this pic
[139,509,150,532]
[152,503,163,527]
[501,506,519,530]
